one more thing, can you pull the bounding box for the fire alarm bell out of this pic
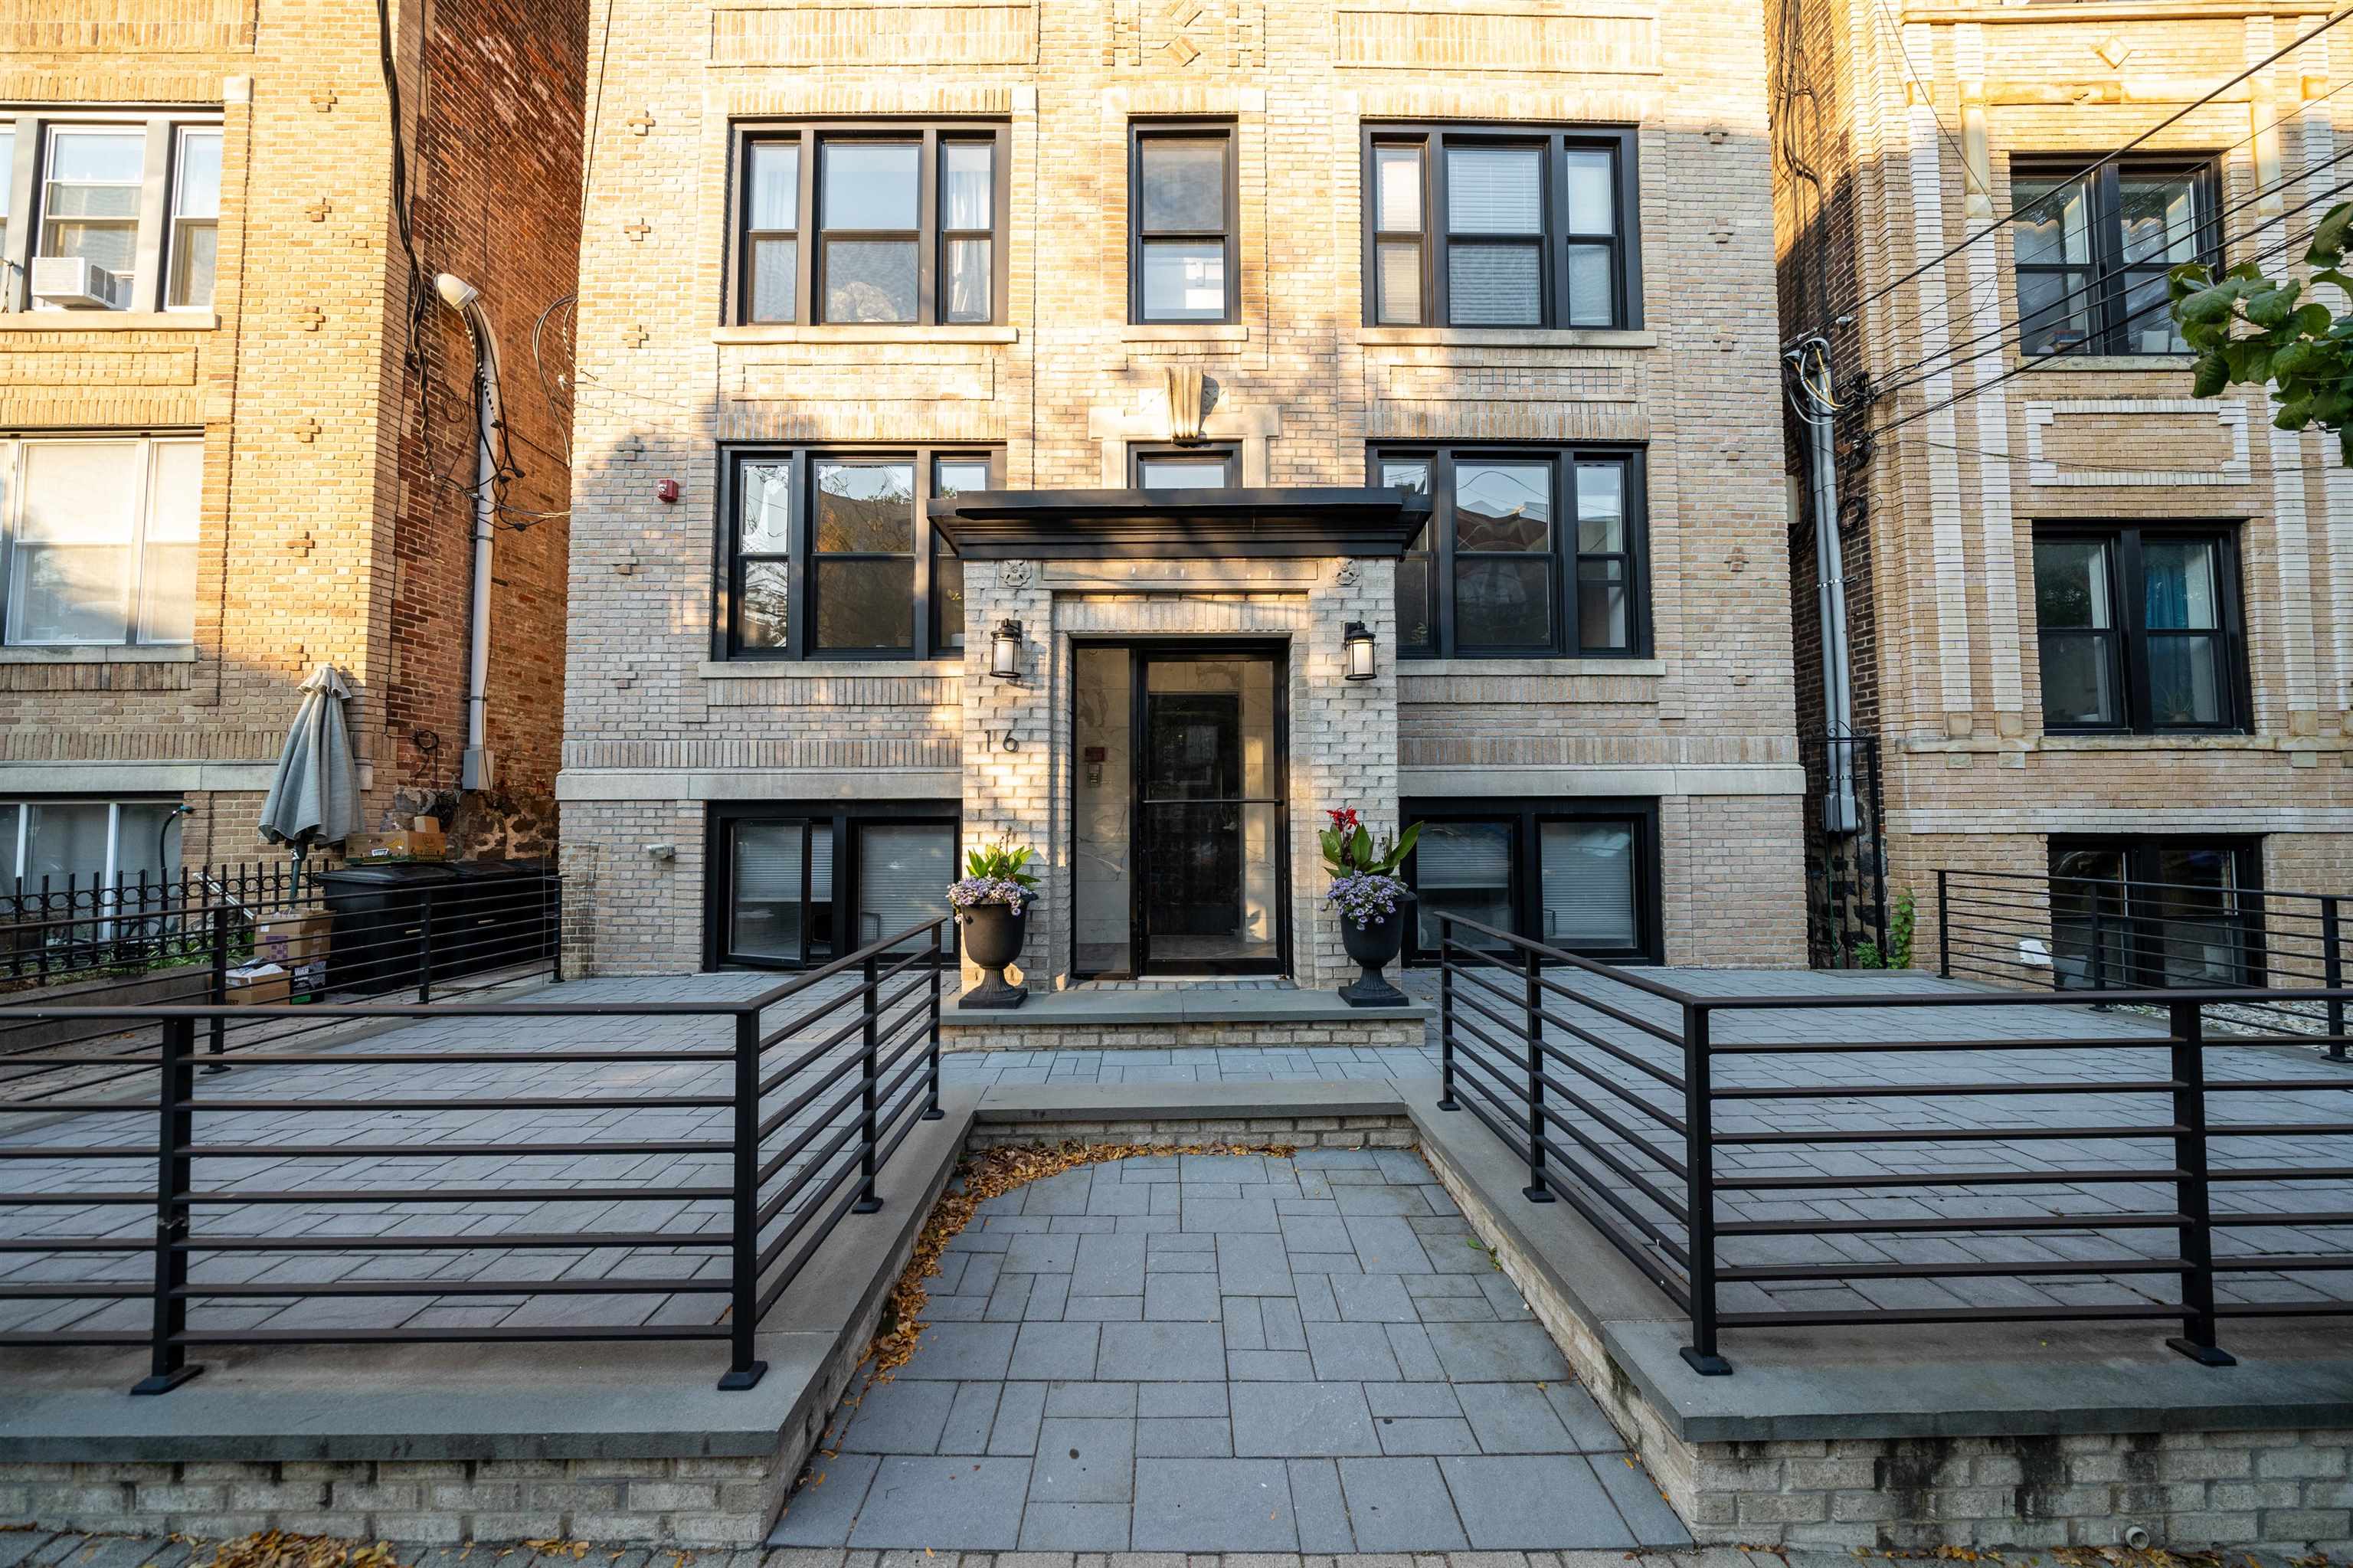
[656,478,680,502]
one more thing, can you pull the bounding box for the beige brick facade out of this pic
[0,0,582,876]
[560,0,1809,980]
[1772,0,2353,971]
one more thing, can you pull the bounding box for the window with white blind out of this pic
[0,110,226,313]
[1403,799,1654,963]
[1362,124,1640,330]
[712,805,957,969]
[1,798,182,894]
[0,435,201,647]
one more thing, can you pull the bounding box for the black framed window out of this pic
[2048,835,2262,990]
[2011,157,2218,355]
[1130,444,1239,487]
[1371,446,1647,657]
[2032,523,2246,734]
[733,123,1008,326]
[722,447,999,660]
[1131,123,1237,324]
[1402,798,1658,964]
[1,111,224,313]
[710,803,960,969]
[1363,124,1639,329]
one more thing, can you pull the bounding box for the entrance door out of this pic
[1072,644,1287,977]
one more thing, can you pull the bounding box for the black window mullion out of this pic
[1549,134,1569,329]
[912,447,936,660]
[1432,454,1458,655]
[2094,165,2129,353]
[917,129,939,324]
[2115,528,2153,733]
[1428,139,1451,326]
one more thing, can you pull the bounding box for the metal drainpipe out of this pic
[1789,340,1857,833]
[434,273,500,793]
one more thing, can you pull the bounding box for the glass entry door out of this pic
[1072,645,1287,976]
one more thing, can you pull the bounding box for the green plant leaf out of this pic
[2191,352,2230,398]
[2307,201,2353,266]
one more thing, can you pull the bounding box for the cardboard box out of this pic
[226,963,290,1007]
[290,959,326,1002]
[254,908,331,966]
[343,826,447,863]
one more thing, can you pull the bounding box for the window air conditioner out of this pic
[29,257,126,309]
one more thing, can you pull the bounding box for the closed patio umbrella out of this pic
[258,663,361,877]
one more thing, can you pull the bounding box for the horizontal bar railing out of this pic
[1432,911,2353,1378]
[0,913,950,1394]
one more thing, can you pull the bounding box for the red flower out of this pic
[1326,807,1360,831]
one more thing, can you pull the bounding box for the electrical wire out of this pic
[1872,130,2353,391]
[1862,73,2353,363]
[1867,205,2339,440]
[1871,169,2353,410]
[1851,2,2353,322]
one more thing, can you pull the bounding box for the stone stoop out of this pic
[938,987,1431,1052]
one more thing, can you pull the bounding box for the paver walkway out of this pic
[768,1147,1687,1553]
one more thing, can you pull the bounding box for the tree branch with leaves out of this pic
[2169,201,2353,462]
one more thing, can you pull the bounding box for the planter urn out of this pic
[1337,889,1415,1008]
[957,901,1029,1010]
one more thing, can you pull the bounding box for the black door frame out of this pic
[1070,639,1291,979]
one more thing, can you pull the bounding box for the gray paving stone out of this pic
[1589,1452,1692,1547]
[1474,1275,1533,1322]
[1074,1234,1147,1296]
[1046,1380,1139,1416]
[768,1453,882,1547]
[990,1381,1048,1455]
[942,1382,1002,1453]
[1537,1383,1622,1453]
[1374,1417,1478,1455]
[1218,1232,1295,1295]
[1363,1382,1461,1418]
[1402,1275,1482,1298]
[1137,1415,1232,1456]
[1278,1214,1356,1252]
[1304,1320,1402,1381]
[1146,1272,1222,1322]
[1341,1217,1433,1273]
[904,1322,1019,1380]
[1421,1322,1569,1383]
[1026,1274,1073,1321]
[1032,1417,1135,1503]
[1085,1182,1153,1217]
[1025,1170,1098,1216]
[1435,1456,1635,1550]
[1182,1154,1269,1183]
[851,1455,1033,1547]
[988,1274,1036,1322]
[1408,1294,1495,1322]
[1228,1349,1315,1380]
[1146,1249,1217,1274]
[1224,1295,1266,1349]
[1186,1197,1281,1233]
[1138,1380,1226,1417]
[1285,1253,1363,1275]
[1066,1295,1144,1321]
[1287,1458,1356,1553]
[1019,1504,1131,1551]
[1131,1459,1298,1551]
[1231,1380,1379,1457]
[1331,1186,1435,1217]
[1097,1319,1228,1380]
[1383,1323,1445,1381]
[1334,1458,1467,1551]
[1006,1234,1083,1274]
[1453,1384,1572,1454]
[842,1377,958,1453]
[1330,1275,1417,1323]
[1259,1295,1307,1351]
[1294,1272,1340,1322]
[1010,1321,1100,1381]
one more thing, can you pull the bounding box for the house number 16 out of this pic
[984,728,1021,753]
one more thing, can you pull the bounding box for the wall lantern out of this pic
[990,618,1026,681]
[1343,620,1377,682]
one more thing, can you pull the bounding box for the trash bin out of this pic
[436,859,557,980]
[313,863,461,994]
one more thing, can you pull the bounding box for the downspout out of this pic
[1788,338,1857,832]
[434,271,499,792]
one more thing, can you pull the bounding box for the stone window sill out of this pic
[1405,657,1666,678]
[711,323,1018,346]
[0,311,218,332]
[1121,323,1250,343]
[2018,353,2192,372]
[1353,326,1659,350]
[0,644,198,664]
[699,658,963,679]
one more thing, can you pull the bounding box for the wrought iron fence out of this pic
[1935,866,2348,1057]
[1433,911,2353,1374]
[0,916,947,1393]
[0,861,317,986]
